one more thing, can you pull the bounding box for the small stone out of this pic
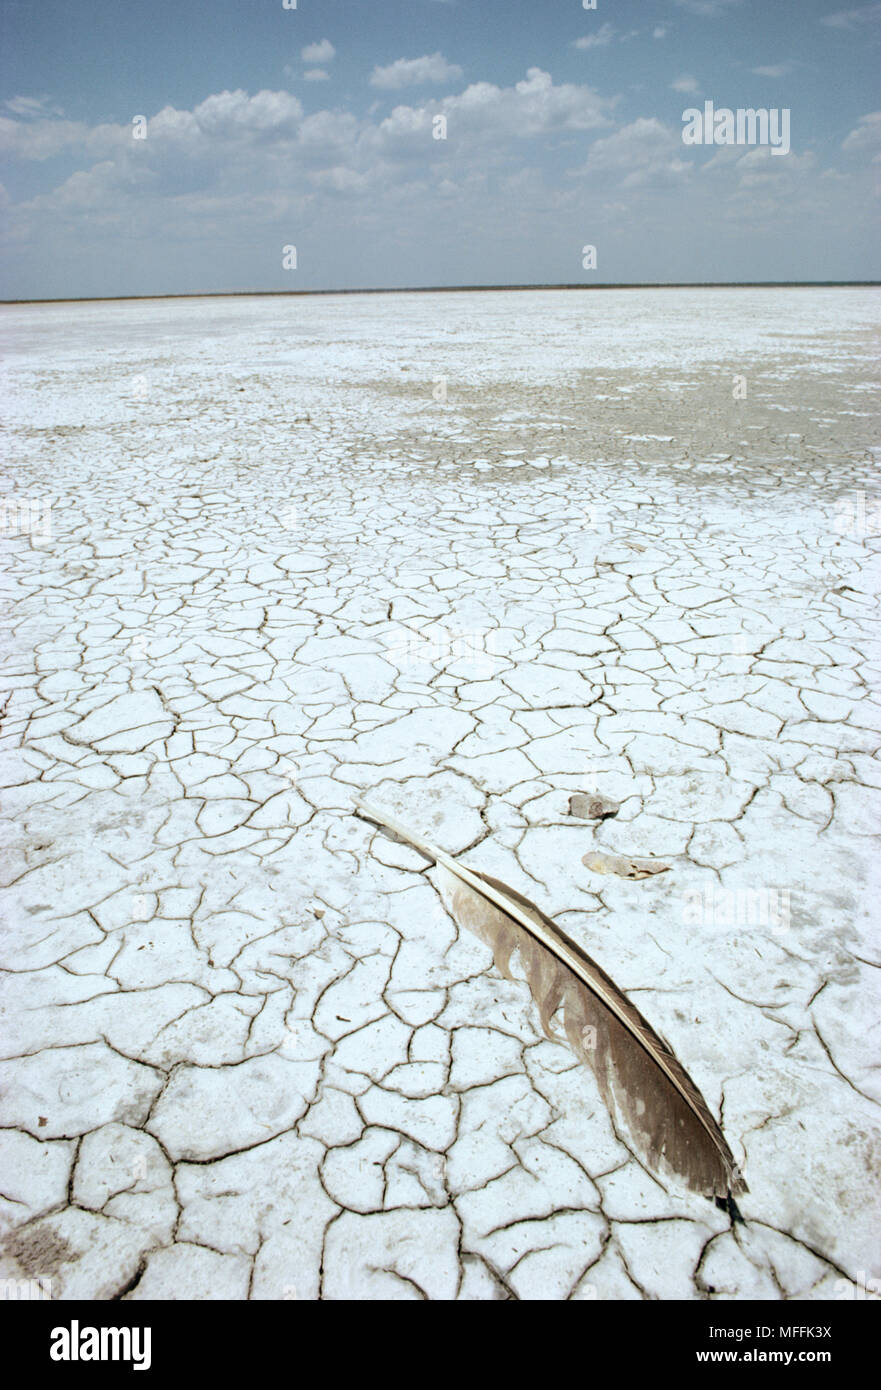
[569,793,620,820]
[582,851,670,879]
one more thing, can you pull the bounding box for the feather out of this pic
[354,797,746,1204]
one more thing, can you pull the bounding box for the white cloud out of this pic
[0,69,616,231]
[578,117,692,187]
[671,75,700,93]
[734,146,816,188]
[653,26,668,38]
[297,107,360,152]
[842,110,881,157]
[301,39,336,64]
[573,24,616,50]
[431,68,614,139]
[820,3,881,27]
[751,64,792,77]
[304,69,330,82]
[0,87,313,167]
[370,52,464,89]
[674,0,741,14]
[308,166,370,193]
[5,95,63,119]
[3,69,871,292]
[185,88,304,137]
[0,115,117,161]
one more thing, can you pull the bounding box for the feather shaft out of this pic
[355,796,746,1199]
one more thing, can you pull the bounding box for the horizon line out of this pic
[2,280,880,307]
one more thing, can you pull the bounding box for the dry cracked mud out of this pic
[1,287,879,1300]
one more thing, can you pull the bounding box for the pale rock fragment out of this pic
[582,851,671,879]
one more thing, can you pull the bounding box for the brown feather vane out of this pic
[355,798,746,1204]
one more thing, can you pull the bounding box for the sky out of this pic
[0,0,879,298]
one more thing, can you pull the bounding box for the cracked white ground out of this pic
[1,287,879,1301]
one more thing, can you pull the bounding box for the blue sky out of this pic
[1,0,879,297]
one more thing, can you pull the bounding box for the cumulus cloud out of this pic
[180,88,304,138]
[301,39,336,64]
[0,115,120,161]
[671,75,700,93]
[577,117,692,188]
[369,52,464,89]
[1,69,612,205]
[1,67,874,294]
[0,88,312,167]
[733,146,817,188]
[304,69,330,82]
[751,64,792,77]
[460,67,611,134]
